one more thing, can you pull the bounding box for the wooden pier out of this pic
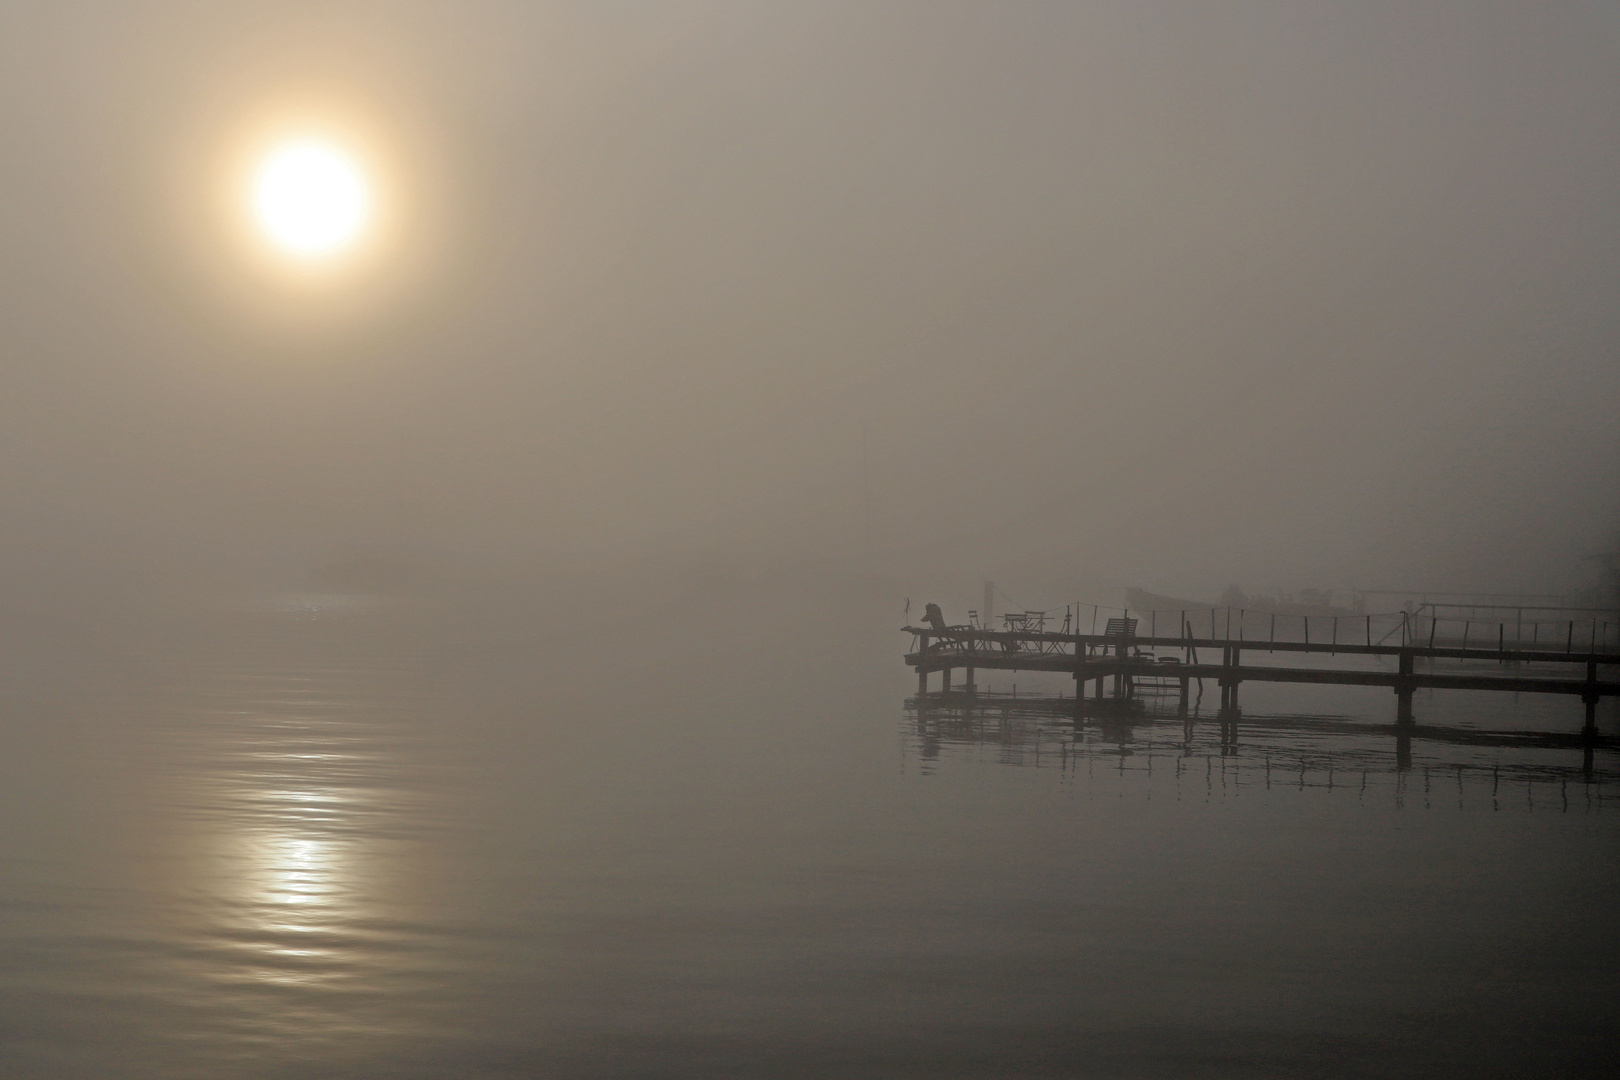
[904,616,1619,739]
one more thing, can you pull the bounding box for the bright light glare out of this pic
[252,141,369,257]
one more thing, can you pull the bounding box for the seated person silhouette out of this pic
[922,602,948,633]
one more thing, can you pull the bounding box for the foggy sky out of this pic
[1,1,1617,602]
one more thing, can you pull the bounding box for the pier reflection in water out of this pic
[905,691,1620,810]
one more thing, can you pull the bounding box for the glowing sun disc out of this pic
[252,141,369,257]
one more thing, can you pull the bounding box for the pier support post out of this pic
[1583,660,1599,740]
[1113,631,1128,700]
[1178,676,1189,714]
[1073,653,1093,707]
[941,667,951,693]
[1215,645,1241,713]
[917,632,931,696]
[1395,648,1415,726]
[965,666,975,693]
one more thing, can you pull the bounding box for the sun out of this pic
[252,140,370,258]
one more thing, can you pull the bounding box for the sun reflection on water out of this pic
[259,834,337,906]
[155,607,445,1040]
[206,780,374,992]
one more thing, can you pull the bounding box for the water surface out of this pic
[0,589,1615,1078]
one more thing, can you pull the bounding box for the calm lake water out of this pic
[0,586,1615,1078]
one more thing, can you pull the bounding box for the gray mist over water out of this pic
[3,1,1618,597]
[0,3,1618,1078]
